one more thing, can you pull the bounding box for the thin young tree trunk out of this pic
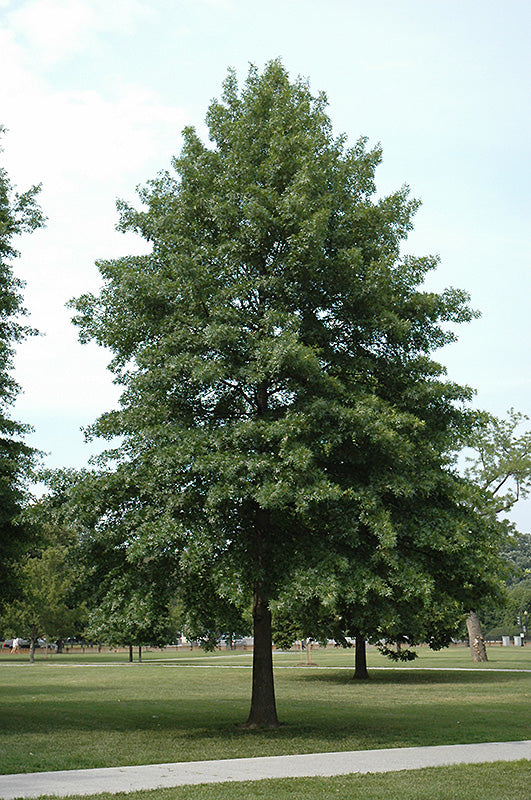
[245,582,278,728]
[29,638,36,664]
[138,645,142,662]
[466,611,488,662]
[128,644,133,662]
[353,630,369,679]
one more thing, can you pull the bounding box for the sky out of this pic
[1,0,530,528]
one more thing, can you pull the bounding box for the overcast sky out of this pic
[1,0,530,529]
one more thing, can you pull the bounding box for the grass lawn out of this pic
[0,646,530,776]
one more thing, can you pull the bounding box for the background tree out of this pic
[86,579,178,661]
[272,477,506,680]
[482,579,531,641]
[464,410,531,514]
[178,551,252,650]
[71,60,493,727]
[38,468,179,661]
[40,467,250,657]
[503,532,531,579]
[462,409,531,661]
[0,127,45,612]
[482,532,531,640]
[1,528,82,662]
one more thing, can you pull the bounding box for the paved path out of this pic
[1,741,530,799]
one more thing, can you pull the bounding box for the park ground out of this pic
[0,644,530,799]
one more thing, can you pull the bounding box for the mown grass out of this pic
[2,640,530,669]
[1,646,530,775]
[19,762,531,800]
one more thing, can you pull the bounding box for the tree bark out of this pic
[29,638,36,664]
[244,380,278,727]
[245,582,279,728]
[128,644,133,662]
[466,611,488,662]
[138,645,142,662]
[353,631,369,679]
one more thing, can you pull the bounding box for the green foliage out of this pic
[69,61,502,716]
[376,643,418,661]
[503,532,531,585]
[1,537,82,655]
[178,566,251,650]
[464,409,531,517]
[86,579,178,648]
[38,468,180,649]
[2,493,88,652]
[460,412,531,639]
[0,128,45,608]
[271,505,501,660]
[483,576,531,639]
[271,610,304,651]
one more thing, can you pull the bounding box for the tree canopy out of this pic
[71,60,503,726]
[464,409,531,517]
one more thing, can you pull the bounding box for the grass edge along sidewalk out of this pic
[1,762,529,800]
[0,741,530,799]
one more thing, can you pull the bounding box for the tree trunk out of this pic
[353,631,369,679]
[29,638,36,664]
[466,611,488,662]
[128,644,133,662]
[138,645,142,662]
[245,582,279,728]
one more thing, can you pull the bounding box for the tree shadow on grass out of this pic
[2,666,529,777]
[0,683,113,700]
[290,668,529,687]
[2,690,530,775]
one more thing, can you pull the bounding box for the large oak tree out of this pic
[72,61,490,726]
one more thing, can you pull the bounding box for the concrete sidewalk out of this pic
[1,741,530,799]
